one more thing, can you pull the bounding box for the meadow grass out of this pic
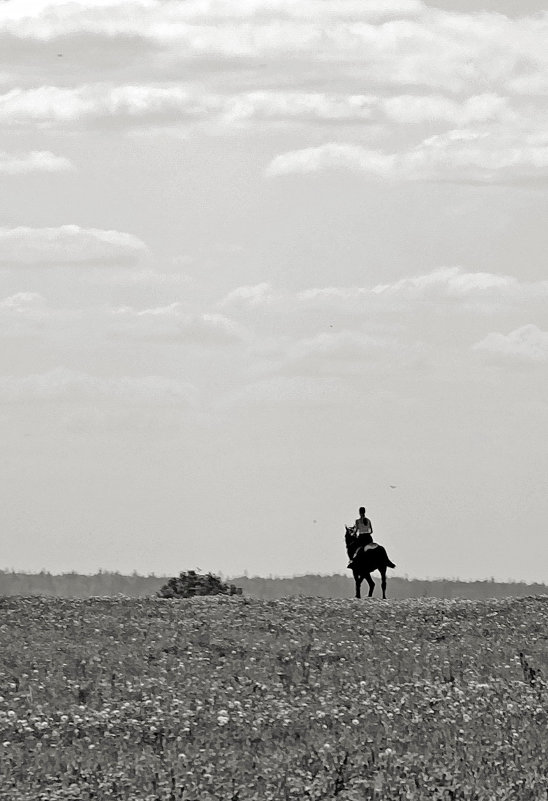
[0,595,547,800]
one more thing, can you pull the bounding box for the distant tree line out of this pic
[234,575,548,600]
[0,570,165,598]
[0,569,546,600]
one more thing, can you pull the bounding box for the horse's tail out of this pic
[378,545,396,568]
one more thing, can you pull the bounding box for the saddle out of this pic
[362,542,379,553]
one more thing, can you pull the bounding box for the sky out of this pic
[0,0,547,583]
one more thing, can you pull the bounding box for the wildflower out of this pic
[217,710,229,726]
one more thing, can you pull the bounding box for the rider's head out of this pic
[359,506,366,515]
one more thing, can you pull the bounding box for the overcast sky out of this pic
[1,0,547,582]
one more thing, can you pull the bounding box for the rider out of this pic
[347,506,373,568]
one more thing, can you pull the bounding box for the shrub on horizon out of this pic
[157,570,243,599]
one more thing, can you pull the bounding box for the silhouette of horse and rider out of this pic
[345,506,396,599]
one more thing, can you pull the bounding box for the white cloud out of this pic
[266,130,548,184]
[0,85,211,127]
[0,292,46,311]
[0,225,148,266]
[110,304,248,343]
[0,85,379,129]
[266,143,390,177]
[0,150,74,173]
[368,267,519,301]
[382,94,510,125]
[0,367,197,405]
[300,268,548,312]
[1,2,546,99]
[221,375,349,408]
[214,270,548,340]
[219,282,276,308]
[278,330,403,376]
[473,325,548,363]
[0,0,424,38]
[0,292,79,338]
[221,92,376,126]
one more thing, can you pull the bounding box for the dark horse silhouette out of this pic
[345,526,396,599]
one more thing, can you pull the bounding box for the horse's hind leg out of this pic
[379,567,387,599]
[365,573,375,597]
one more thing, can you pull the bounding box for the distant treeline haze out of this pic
[0,570,547,600]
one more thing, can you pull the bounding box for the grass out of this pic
[0,595,547,800]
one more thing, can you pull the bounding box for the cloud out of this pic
[266,142,388,177]
[0,85,379,130]
[221,92,376,126]
[382,93,510,125]
[218,282,277,308]
[473,325,548,363]
[221,375,349,408]
[215,270,548,342]
[277,330,405,376]
[110,304,248,344]
[366,267,523,302]
[0,150,74,173]
[0,84,213,128]
[0,225,148,266]
[0,292,46,311]
[0,367,197,405]
[1,2,546,99]
[266,130,548,184]
[0,292,83,339]
[0,0,424,40]
[299,268,548,313]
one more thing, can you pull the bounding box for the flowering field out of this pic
[1,596,547,801]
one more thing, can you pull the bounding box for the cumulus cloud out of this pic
[0,225,148,266]
[277,330,404,376]
[221,92,376,126]
[297,268,548,314]
[221,375,349,408]
[1,1,547,162]
[382,94,510,125]
[367,268,528,303]
[218,282,276,308]
[0,84,213,128]
[0,292,46,311]
[0,1,546,98]
[0,0,424,41]
[0,367,197,405]
[214,270,548,343]
[0,85,379,129]
[473,325,548,363]
[110,303,248,344]
[266,130,548,184]
[0,292,82,338]
[0,150,73,173]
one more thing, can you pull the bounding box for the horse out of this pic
[345,525,396,599]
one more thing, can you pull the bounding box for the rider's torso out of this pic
[355,517,372,535]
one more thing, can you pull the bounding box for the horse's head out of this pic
[345,525,358,559]
[345,525,356,544]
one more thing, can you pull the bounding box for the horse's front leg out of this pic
[353,570,362,599]
[365,573,375,597]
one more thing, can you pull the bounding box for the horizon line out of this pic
[1,568,547,587]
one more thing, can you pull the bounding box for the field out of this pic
[1,596,547,801]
